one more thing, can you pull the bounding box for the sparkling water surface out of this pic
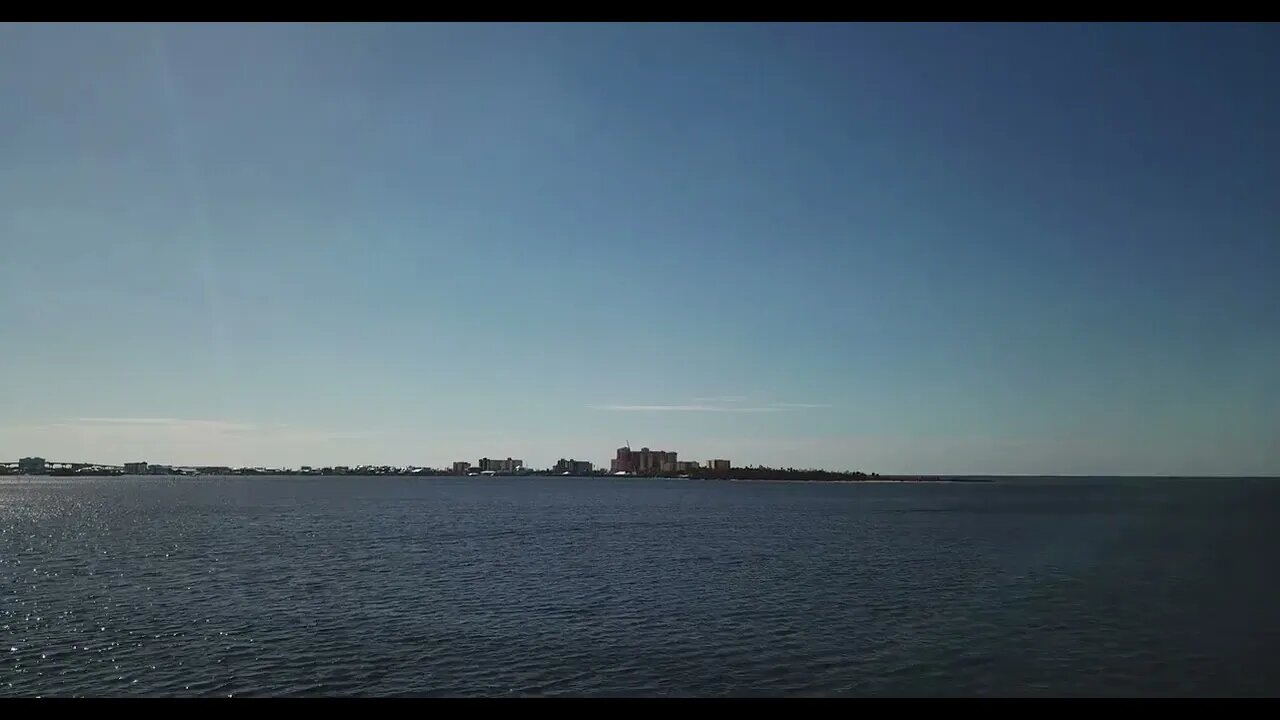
[3,475,1278,696]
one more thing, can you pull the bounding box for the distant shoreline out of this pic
[5,473,1272,482]
[722,477,994,484]
[1,473,994,484]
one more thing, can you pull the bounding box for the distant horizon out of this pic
[3,23,1278,477]
[3,465,1277,481]
[4,453,1278,481]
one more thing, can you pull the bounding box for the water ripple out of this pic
[2,476,1279,696]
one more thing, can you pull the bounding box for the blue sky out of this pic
[2,23,1277,474]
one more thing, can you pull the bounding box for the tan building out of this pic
[611,447,677,474]
[708,459,731,471]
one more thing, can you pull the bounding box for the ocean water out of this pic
[2,475,1278,697]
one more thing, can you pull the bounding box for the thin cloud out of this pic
[74,417,187,425]
[591,399,831,413]
[73,417,257,432]
[769,403,833,409]
[591,404,784,413]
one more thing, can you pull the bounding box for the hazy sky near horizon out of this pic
[3,23,1278,475]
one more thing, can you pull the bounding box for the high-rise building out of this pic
[452,461,472,475]
[708,459,732,471]
[554,459,593,474]
[123,462,148,475]
[611,447,677,475]
[611,447,633,473]
[478,458,524,474]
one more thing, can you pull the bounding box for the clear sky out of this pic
[2,23,1278,475]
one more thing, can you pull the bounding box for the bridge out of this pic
[1,461,217,476]
[1,460,125,472]
[2,461,123,468]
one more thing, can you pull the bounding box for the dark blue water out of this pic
[2,475,1278,696]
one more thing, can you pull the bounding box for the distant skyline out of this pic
[3,23,1278,475]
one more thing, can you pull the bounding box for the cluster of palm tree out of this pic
[686,465,878,482]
